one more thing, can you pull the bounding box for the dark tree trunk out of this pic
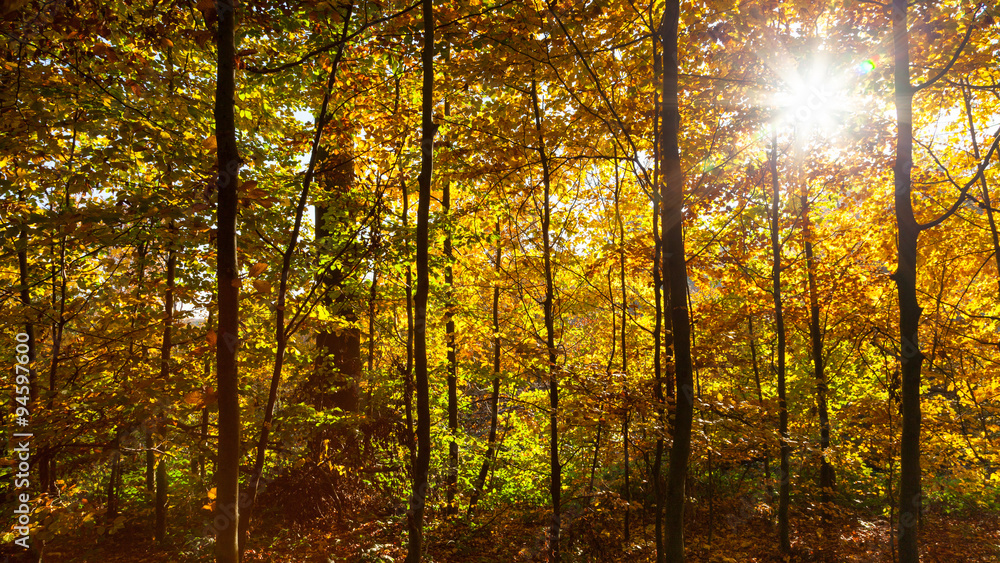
[406,0,435,558]
[442,50,459,517]
[444,169,458,519]
[747,316,774,503]
[199,310,213,484]
[469,218,503,514]
[106,431,120,524]
[801,190,834,506]
[661,1,696,560]
[892,1,922,560]
[768,129,791,554]
[155,241,175,544]
[615,155,631,542]
[17,201,37,405]
[402,161,416,469]
[155,448,168,544]
[213,0,242,559]
[530,75,560,563]
[604,264,616,499]
[650,22,665,563]
[313,145,362,419]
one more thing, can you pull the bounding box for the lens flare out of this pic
[858,59,876,74]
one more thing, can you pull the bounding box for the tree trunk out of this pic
[801,190,834,506]
[406,0,435,558]
[402,160,417,469]
[442,48,459,517]
[238,10,353,555]
[892,1,922,560]
[199,310,213,484]
[17,199,37,405]
[155,448,168,544]
[768,129,792,554]
[650,22,666,563]
[469,218,503,514]
[748,316,774,504]
[155,240,176,544]
[615,154,631,542]
[530,75,560,563]
[106,430,120,524]
[313,144,362,419]
[213,0,242,559]
[661,1,696,560]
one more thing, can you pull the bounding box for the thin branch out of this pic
[917,125,1000,230]
[912,12,979,92]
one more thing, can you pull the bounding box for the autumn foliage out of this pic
[2,0,999,562]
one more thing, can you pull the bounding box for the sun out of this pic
[771,56,851,131]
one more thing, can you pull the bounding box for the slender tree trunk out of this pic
[402,166,416,469]
[615,153,631,542]
[155,448,168,544]
[801,190,834,506]
[661,1,696,560]
[17,198,37,405]
[106,430,120,524]
[768,129,791,554]
[41,114,78,499]
[604,264,617,507]
[155,240,176,544]
[469,218,503,514]
[406,0,435,558]
[748,316,774,503]
[199,311,213,484]
[960,81,1000,298]
[531,75,560,563]
[650,21,666,563]
[213,0,242,559]
[587,404,603,502]
[444,114,458,517]
[145,429,155,493]
[238,10,353,555]
[368,246,379,378]
[892,1,922,560]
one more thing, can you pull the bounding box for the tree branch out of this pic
[912,13,978,92]
[917,125,1000,230]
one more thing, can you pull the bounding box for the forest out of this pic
[1,0,999,561]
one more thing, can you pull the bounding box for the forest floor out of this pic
[10,496,999,562]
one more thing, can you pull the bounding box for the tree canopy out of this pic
[2,0,1000,561]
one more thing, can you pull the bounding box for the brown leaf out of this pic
[248,262,267,277]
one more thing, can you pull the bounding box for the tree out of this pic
[406,0,436,558]
[767,129,791,554]
[529,73,562,563]
[213,0,242,560]
[661,0,696,559]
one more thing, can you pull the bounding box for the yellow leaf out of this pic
[202,135,217,150]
